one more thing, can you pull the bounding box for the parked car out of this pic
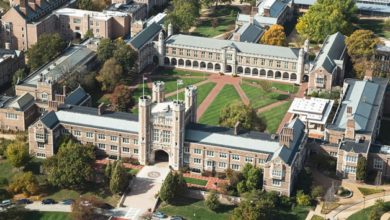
[41,199,56,205]
[16,199,33,205]
[170,216,184,220]
[0,200,12,208]
[152,211,166,219]
[62,199,75,205]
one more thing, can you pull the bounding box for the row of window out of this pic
[345,155,358,163]
[5,113,17,120]
[97,143,139,154]
[192,158,241,170]
[71,130,137,144]
[171,48,222,60]
[189,148,266,163]
[152,129,171,143]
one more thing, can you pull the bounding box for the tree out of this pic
[166,0,200,32]
[345,29,382,78]
[110,85,135,112]
[12,68,26,85]
[205,191,221,211]
[78,0,94,10]
[96,58,123,92]
[84,29,94,39]
[113,39,138,74]
[296,190,311,206]
[105,162,112,179]
[260,24,286,46]
[246,167,262,191]
[97,39,116,62]
[311,185,324,199]
[6,140,30,168]
[27,33,66,70]
[369,199,385,220]
[109,161,129,194]
[159,171,187,204]
[8,172,39,196]
[356,156,367,181]
[296,0,357,42]
[232,190,275,220]
[219,101,263,130]
[44,139,95,189]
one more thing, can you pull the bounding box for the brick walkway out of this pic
[183,173,229,191]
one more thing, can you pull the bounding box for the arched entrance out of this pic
[154,150,169,163]
[303,74,309,82]
[153,56,159,65]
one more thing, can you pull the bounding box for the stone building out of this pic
[374,44,390,77]
[28,81,308,196]
[111,0,167,14]
[0,48,25,88]
[105,2,148,22]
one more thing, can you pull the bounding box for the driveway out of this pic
[111,163,170,220]
[25,201,72,212]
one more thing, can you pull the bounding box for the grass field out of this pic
[357,187,384,196]
[158,197,235,220]
[199,84,241,126]
[184,177,208,186]
[157,68,209,77]
[243,79,299,94]
[258,101,292,134]
[26,211,71,220]
[274,206,311,220]
[348,201,390,220]
[356,19,390,39]
[192,5,240,37]
[154,77,206,94]
[241,84,289,109]
[167,82,216,107]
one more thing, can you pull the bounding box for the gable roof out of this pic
[8,93,35,111]
[64,86,90,106]
[128,22,162,50]
[41,111,60,129]
[236,23,264,43]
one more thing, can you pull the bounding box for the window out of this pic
[316,77,324,84]
[75,26,80,31]
[73,18,81,23]
[193,158,201,164]
[231,164,240,170]
[330,152,337,157]
[110,145,118,151]
[344,165,356,174]
[38,143,44,149]
[346,155,358,163]
[184,157,189,163]
[246,57,250,64]
[41,93,48,101]
[134,149,138,154]
[5,113,17,119]
[110,136,117,142]
[283,62,288,69]
[98,143,105,150]
[98,134,105,140]
[258,158,266,164]
[253,58,258,65]
[208,52,213,59]
[36,153,46,158]
[292,63,297,70]
[122,147,130,153]
[133,139,138,145]
[186,50,191,56]
[162,130,171,143]
[35,133,45,140]
[194,149,202,155]
[219,162,227,168]
[272,179,281,186]
[216,54,221,60]
[206,150,214,157]
[206,161,214,167]
[245,157,253,163]
[153,129,160,142]
[374,158,383,170]
[95,29,99,33]
[201,51,205,58]
[172,48,176,55]
[95,21,99,26]
[268,60,273,66]
[86,132,93,139]
[272,169,282,177]
[276,61,281,67]
[232,154,240,161]
[123,138,129,143]
[73,130,81,137]
[219,153,227,159]
[184,146,189,153]
[179,49,183,55]
[261,59,265,65]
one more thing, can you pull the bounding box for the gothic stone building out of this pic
[29,81,308,196]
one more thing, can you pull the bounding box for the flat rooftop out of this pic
[106,2,145,13]
[55,8,128,21]
[288,97,334,124]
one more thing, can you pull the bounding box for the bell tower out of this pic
[138,95,152,165]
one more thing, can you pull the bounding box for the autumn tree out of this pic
[232,190,275,220]
[219,101,263,131]
[166,0,200,32]
[96,58,123,92]
[110,85,135,112]
[6,140,30,168]
[296,0,357,42]
[205,191,221,211]
[345,29,382,79]
[8,172,39,196]
[260,24,286,46]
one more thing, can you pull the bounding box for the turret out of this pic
[296,48,305,83]
[138,95,152,165]
[157,31,165,66]
[185,85,197,123]
[304,39,309,53]
[168,23,173,38]
[152,81,165,103]
[171,100,185,170]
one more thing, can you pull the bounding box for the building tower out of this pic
[138,95,152,165]
[167,23,173,38]
[152,81,165,103]
[170,100,185,170]
[304,39,310,53]
[296,48,305,83]
[185,85,197,123]
[157,31,165,66]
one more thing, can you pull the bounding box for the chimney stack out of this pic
[234,121,240,135]
[48,100,59,112]
[263,7,270,17]
[279,127,294,148]
[346,106,353,118]
[19,0,28,15]
[98,103,106,115]
[5,42,11,50]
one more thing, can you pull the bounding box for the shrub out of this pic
[296,190,311,206]
[311,185,325,199]
[205,191,221,211]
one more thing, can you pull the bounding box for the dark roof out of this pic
[64,86,90,106]
[14,0,70,22]
[236,23,264,43]
[340,139,370,154]
[40,111,60,129]
[60,105,139,121]
[128,22,162,50]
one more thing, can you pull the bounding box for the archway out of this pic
[153,56,159,65]
[171,58,177,66]
[275,71,281,79]
[245,67,251,75]
[200,62,206,69]
[237,66,243,74]
[283,72,289,80]
[252,68,259,76]
[155,150,169,163]
[290,73,297,81]
[303,74,309,82]
[215,63,221,71]
[226,65,232,73]
[193,61,199,68]
[267,70,274,78]
[178,59,184,66]
[185,60,191,67]
[164,57,170,65]
[260,69,266,77]
[207,63,213,70]
[74,32,81,40]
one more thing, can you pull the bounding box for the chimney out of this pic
[232,32,240,42]
[48,100,58,112]
[5,42,11,50]
[234,121,240,135]
[98,103,106,115]
[19,0,28,15]
[364,67,373,81]
[28,0,37,11]
[345,118,356,139]
[279,127,294,148]
[63,85,66,96]
[263,7,270,17]
[55,94,65,104]
[346,106,353,118]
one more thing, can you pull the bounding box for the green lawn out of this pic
[184,177,208,186]
[154,77,206,94]
[357,187,384,196]
[274,206,311,220]
[132,82,151,101]
[199,84,241,126]
[241,84,289,109]
[356,19,390,39]
[192,5,240,37]
[311,215,325,220]
[243,79,299,94]
[27,211,71,220]
[157,68,209,77]
[167,82,216,107]
[0,160,19,183]
[258,101,292,134]
[158,197,235,220]
[348,201,390,220]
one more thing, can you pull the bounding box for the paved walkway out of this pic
[25,202,72,212]
[381,211,390,220]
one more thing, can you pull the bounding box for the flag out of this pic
[177,79,183,85]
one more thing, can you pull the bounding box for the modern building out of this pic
[0,48,25,88]
[28,81,308,196]
[288,97,334,139]
[308,32,347,93]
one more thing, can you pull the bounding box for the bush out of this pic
[296,190,311,206]
[311,185,325,199]
[216,172,226,179]
[205,191,221,211]
[0,177,8,187]
[279,195,293,209]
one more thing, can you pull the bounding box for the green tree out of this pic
[8,172,39,196]
[166,0,200,32]
[205,191,221,211]
[246,167,262,191]
[345,29,382,78]
[105,162,112,179]
[232,190,275,220]
[260,24,286,46]
[27,33,66,70]
[96,58,123,92]
[44,139,95,189]
[159,171,187,204]
[110,85,135,112]
[356,156,367,181]
[311,185,324,199]
[296,0,357,42]
[109,161,129,194]
[84,29,94,39]
[219,101,263,130]
[97,38,116,62]
[78,0,94,10]
[296,190,311,206]
[12,68,26,85]
[369,199,385,220]
[113,39,138,74]
[6,140,30,168]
